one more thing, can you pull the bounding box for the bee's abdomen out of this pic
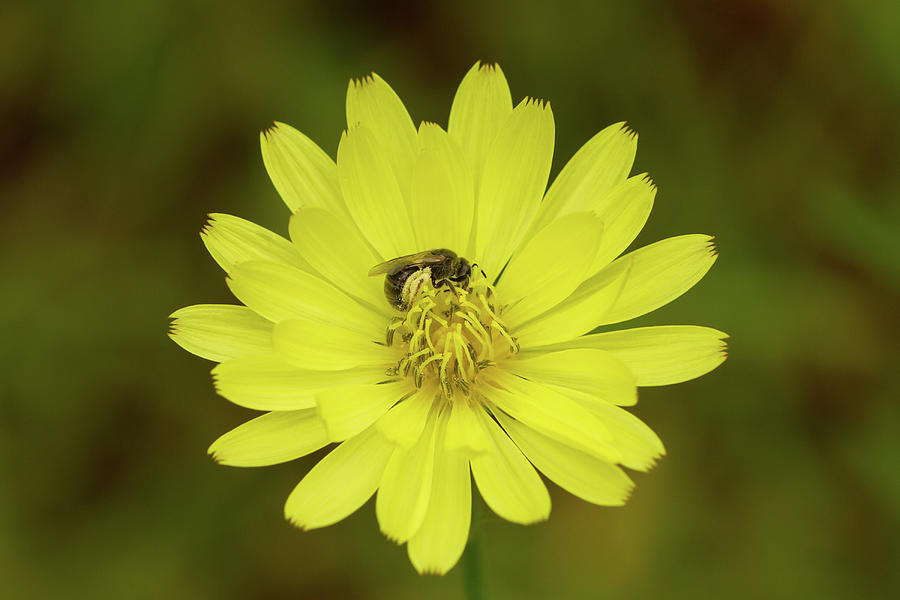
[384,266,417,308]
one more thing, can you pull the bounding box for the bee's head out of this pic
[451,258,471,284]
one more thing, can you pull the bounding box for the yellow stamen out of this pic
[383,269,517,400]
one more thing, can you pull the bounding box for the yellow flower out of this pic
[169,62,727,575]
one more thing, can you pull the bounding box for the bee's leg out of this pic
[470,262,488,279]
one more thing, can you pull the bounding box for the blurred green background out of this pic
[2,0,898,598]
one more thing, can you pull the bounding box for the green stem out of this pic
[462,499,485,600]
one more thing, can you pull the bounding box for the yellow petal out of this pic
[527,122,637,237]
[591,174,656,271]
[201,213,309,273]
[408,422,472,575]
[376,406,440,543]
[535,325,729,386]
[316,382,411,442]
[470,408,550,524]
[410,123,474,253]
[285,425,394,529]
[519,381,664,472]
[288,207,386,311]
[260,122,344,214]
[495,411,633,506]
[272,318,386,371]
[520,234,717,343]
[506,348,637,406]
[346,73,418,201]
[514,263,630,348]
[337,124,416,259]
[213,353,383,411]
[499,211,602,326]
[168,304,271,362]
[448,62,513,191]
[445,400,490,455]
[583,398,665,471]
[208,408,329,467]
[475,98,554,278]
[586,234,718,326]
[483,370,620,462]
[226,260,379,335]
[377,390,434,449]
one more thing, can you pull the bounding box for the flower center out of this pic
[384,269,518,399]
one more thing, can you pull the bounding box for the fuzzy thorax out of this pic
[385,270,518,400]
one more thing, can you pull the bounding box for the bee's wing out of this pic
[367,250,445,276]
[368,255,414,276]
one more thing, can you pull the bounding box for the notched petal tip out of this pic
[519,96,551,111]
[718,337,729,358]
[705,236,719,257]
[199,212,228,237]
[380,528,405,545]
[477,60,501,73]
[413,561,456,576]
[260,122,279,139]
[341,121,367,136]
[262,121,295,140]
[467,59,497,73]
[418,120,441,132]
[631,451,665,473]
[209,369,227,395]
[350,73,377,89]
[603,477,637,506]
[207,448,223,464]
[637,172,658,192]
[285,515,312,532]
[621,122,639,141]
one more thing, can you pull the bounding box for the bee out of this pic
[368,248,472,310]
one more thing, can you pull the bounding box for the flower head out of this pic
[169,62,727,575]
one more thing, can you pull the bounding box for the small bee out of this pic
[368,248,472,310]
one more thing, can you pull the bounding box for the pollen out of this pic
[384,270,518,400]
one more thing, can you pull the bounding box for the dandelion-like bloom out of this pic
[169,63,727,574]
